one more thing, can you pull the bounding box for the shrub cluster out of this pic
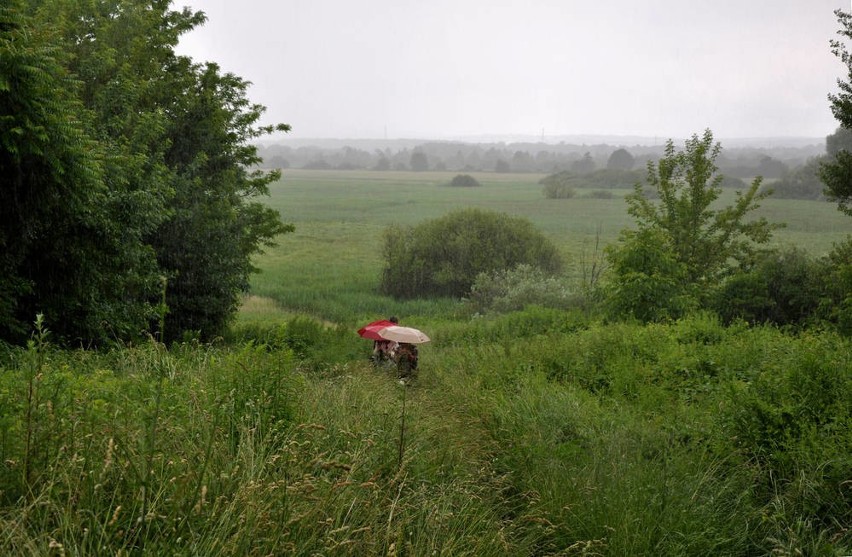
[467,264,582,314]
[542,182,576,199]
[447,174,481,187]
[432,311,851,553]
[380,209,563,299]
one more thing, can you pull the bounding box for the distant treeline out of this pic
[257,132,848,201]
[257,137,824,179]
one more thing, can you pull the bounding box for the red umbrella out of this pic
[357,319,397,340]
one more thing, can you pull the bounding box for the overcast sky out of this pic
[175,0,849,142]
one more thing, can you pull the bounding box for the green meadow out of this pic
[1,169,850,555]
[249,169,851,324]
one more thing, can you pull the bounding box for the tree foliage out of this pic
[606,130,778,321]
[711,248,824,327]
[623,130,776,284]
[606,148,635,170]
[772,157,826,200]
[380,209,563,299]
[0,0,291,345]
[410,151,428,171]
[821,9,852,215]
[0,1,151,343]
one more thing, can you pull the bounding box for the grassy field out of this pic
[1,169,849,555]
[249,169,851,325]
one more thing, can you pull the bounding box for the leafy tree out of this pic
[606,148,635,171]
[410,150,428,171]
[622,130,776,284]
[511,150,533,172]
[606,130,778,320]
[604,230,695,322]
[571,152,596,175]
[373,156,390,171]
[757,155,788,179]
[821,9,852,215]
[380,209,563,299]
[1,1,162,343]
[2,0,291,344]
[826,126,852,156]
[772,157,826,200]
[495,159,511,173]
[153,62,292,340]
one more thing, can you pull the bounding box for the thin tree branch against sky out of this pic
[176,0,846,141]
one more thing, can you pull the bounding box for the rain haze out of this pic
[176,0,848,143]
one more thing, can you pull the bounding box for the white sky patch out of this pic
[175,0,848,140]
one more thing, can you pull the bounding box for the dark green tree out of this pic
[154,62,292,340]
[772,157,826,200]
[571,152,596,174]
[1,1,160,343]
[821,9,852,215]
[3,0,291,344]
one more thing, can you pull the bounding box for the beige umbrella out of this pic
[376,325,430,344]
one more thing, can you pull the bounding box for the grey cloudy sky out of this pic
[176,0,848,141]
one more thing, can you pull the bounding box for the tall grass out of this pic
[0,327,529,554]
[426,312,851,554]
[2,169,849,554]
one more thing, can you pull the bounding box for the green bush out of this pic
[447,174,481,187]
[816,237,852,335]
[468,264,582,314]
[604,229,698,322]
[711,243,852,333]
[540,170,576,199]
[380,208,563,299]
[712,248,822,327]
[718,333,852,549]
[542,182,575,199]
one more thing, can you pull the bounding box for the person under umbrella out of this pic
[370,316,398,364]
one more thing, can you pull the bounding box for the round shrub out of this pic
[380,208,563,299]
[448,174,481,187]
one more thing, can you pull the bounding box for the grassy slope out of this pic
[1,170,848,555]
